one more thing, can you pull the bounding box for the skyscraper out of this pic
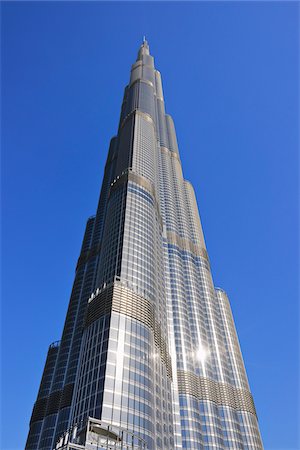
[26,40,263,450]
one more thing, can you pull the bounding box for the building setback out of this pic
[26,41,263,450]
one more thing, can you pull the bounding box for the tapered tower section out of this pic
[26,41,263,450]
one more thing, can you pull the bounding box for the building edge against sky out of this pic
[26,41,264,450]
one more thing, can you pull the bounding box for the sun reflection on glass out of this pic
[195,344,210,364]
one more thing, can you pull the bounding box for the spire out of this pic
[137,37,150,60]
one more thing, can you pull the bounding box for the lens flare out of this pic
[195,344,210,363]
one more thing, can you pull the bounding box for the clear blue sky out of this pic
[1,2,299,449]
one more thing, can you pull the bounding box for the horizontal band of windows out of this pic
[30,383,74,424]
[109,169,163,229]
[160,145,181,163]
[120,107,155,132]
[177,371,257,417]
[129,76,154,89]
[86,280,172,379]
[166,231,208,257]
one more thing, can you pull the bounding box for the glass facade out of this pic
[26,41,263,450]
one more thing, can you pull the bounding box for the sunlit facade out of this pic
[26,41,263,450]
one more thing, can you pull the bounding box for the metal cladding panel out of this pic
[155,70,164,101]
[183,180,207,249]
[38,343,60,400]
[123,81,139,119]
[131,113,158,187]
[95,182,127,288]
[130,63,142,85]
[143,54,154,67]
[26,344,60,448]
[157,100,168,148]
[92,136,118,246]
[215,288,251,391]
[165,114,179,155]
[29,397,48,425]
[115,113,135,176]
[142,65,155,85]
[138,81,156,121]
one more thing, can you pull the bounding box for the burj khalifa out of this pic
[26,40,263,450]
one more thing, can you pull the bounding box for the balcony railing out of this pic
[54,417,147,450]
